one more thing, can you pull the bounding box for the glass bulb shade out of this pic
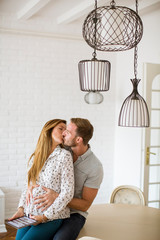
[118,79,150,127]
[84,91,103,104]
[83,6,143,51]
[78,58,111,91]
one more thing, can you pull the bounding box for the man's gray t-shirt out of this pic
[70,146,103,218]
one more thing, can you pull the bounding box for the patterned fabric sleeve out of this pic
[43,151,74,220]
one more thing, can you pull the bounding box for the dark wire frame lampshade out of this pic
[78,58,111,92]
[83,5,143,52]
[118,79,150,127]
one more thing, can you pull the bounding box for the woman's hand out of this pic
[8,207,24,221]
[26,184,39,206]
[34,187,59,211]
[29,214,48,225]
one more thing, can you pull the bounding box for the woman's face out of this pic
[51,122,66,144]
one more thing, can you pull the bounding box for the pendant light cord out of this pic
[134,0,139,79]
[92,0,97,59]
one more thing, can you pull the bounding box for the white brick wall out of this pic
[0,32,116,218]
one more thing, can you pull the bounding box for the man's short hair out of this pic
[71,118,93,145]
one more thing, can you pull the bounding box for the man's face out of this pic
[62,122,78,147]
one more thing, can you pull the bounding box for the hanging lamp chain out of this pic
[92,0,97,59]
[134,0,139,79]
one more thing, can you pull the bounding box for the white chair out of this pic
[78,238,102,240]
[110,185,145,205]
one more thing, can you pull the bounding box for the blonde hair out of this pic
[28,119,66,185]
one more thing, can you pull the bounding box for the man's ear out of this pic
[76,136,83,144]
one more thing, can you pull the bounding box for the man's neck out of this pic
[72,144,88,162]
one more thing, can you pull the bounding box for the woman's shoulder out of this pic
[47,146,72,165]
[56,147,72,164]
[60,147,72,157]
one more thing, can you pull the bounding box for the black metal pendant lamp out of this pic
[118,78,150,127]
[118,0,150,127]
[78,0,111,104]
[82,0,143,52]
[78,57,111,104]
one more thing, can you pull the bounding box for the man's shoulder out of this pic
[85,150,102,166]
[77,151,103,175]
[87,154,103,174]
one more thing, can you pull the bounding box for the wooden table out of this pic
[77,204,160,240]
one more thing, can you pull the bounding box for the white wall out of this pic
[114,7,160,188]
[0,31,116,218]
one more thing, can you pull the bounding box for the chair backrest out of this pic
[110,185,145,205]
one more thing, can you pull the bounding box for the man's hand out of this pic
[8,207,24,221]
[26,184,39,206]
[34,186,59,212]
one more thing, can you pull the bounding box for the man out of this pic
[29,118,103,240]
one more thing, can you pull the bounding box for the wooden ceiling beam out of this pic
[17,0,51,20]
[57,0,109,24]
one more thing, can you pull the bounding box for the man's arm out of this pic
[34,186,98,212]
[68,186,98,212]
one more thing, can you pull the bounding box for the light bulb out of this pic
[84,92,103,104]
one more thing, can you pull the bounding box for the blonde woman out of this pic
[9,119,74,240]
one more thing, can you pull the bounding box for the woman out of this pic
[9,119,74,240]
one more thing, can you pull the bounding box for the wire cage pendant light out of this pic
[118,0,149,127]
[78,56,111,104]
[78,0,111,104]
[78,57,111,104]
[83,0,143,52]
[118,79,150,127]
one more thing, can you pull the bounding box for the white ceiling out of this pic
[0,0,160,37]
